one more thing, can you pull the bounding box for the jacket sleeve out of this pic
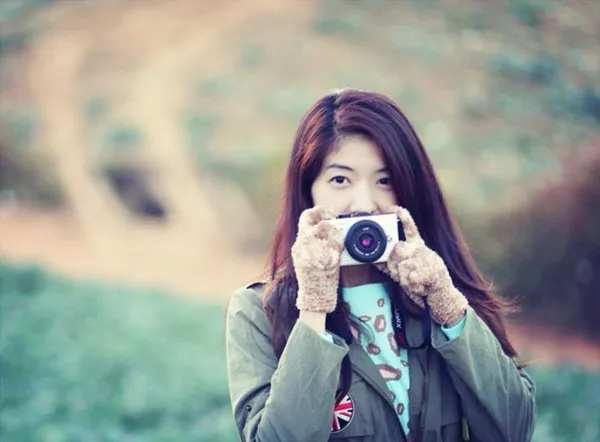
[431,306,537,442]
[225,287,349,442]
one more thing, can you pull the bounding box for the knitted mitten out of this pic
[378,206,468,325]
[292,206,344,313]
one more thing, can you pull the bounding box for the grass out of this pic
[0,262,237,442]
[529,365,600,441]
[1,262,599,441]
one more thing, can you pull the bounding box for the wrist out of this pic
[443,309,466,327]
[295,279,339,313]
[298,310,327,334]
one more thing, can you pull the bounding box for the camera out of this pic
[326,212,403,267]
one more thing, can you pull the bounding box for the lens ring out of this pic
[345,220,386,263]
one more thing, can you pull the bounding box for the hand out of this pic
[377,206,468,325]
[292,206,344,313]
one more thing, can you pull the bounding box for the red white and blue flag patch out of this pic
[331,394,354,433]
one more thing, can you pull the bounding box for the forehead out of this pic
[325,135,386,166]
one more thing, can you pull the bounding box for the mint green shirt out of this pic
[340,283,466,436]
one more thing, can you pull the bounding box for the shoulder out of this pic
[229,280,267,309]
[227,280,271,333]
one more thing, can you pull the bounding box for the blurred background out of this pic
[0,0,599,440]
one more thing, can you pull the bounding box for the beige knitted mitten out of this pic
[292,206,344,313]
[378,206,468,325]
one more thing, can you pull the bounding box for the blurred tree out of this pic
[488,141,600,339]
[103,166,168,221]
[94,124,168,222]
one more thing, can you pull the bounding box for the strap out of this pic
[391,299,431,350]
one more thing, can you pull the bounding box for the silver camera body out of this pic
[327,212,400,267]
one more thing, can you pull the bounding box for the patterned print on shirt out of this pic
[359,315,371,322]
[377,364,402,381]
[387,332,400,356]
[401,359,409,367]
[397,403,405,415]
[377,298,384,307]
[374,314,386,332]
[366,343,381,355]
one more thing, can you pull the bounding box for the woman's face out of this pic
[311,134,398,215]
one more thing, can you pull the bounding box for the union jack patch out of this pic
[331,394,354,433]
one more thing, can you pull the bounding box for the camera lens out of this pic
[345,220,386,263]
[358,233,375,250]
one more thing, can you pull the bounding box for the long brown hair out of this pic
[263,89,519,397]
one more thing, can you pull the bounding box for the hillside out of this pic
[1,0,598,300]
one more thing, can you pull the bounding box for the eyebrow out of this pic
[325,163,389,173]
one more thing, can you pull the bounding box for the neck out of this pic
[340,264,386,288]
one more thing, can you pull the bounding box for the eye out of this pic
[378,176,392,186]
[329,176,349,186]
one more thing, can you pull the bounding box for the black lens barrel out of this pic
[344,220,386,263]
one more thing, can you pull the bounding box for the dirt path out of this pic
[509,323,600,371]
[1,1,281,299]
[0,207,266,299]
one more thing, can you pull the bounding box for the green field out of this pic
[1,262,598,441]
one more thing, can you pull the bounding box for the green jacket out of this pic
[225,283,536,442]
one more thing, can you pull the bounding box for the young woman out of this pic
[225,89,536,442]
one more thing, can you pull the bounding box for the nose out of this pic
[348,183,377,214]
